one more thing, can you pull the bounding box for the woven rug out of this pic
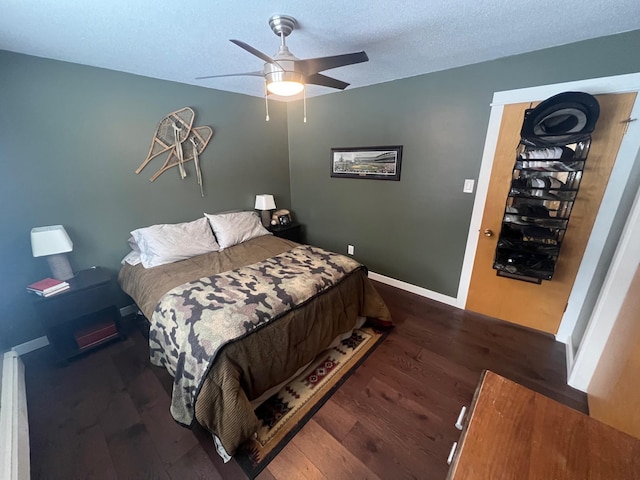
[235,325,388,479]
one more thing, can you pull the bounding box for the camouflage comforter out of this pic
[148,244,381,454]
[120,236,392,457]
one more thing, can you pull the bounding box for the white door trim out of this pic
[456,72,640,339]
[456,103,504,308]
[568,181,640,391]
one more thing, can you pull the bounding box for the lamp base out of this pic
[259,210,272,228]
[47,253,74,281]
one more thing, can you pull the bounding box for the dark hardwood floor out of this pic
[23,281,586,479]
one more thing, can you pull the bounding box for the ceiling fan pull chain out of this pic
[264,82,270,121]
[303,86,307,123]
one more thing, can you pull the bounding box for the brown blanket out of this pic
[119,235,391,456]
[119,235,300,319]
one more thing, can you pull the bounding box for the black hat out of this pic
[520,91,600,147]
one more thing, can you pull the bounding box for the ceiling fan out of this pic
[196,14,369,98]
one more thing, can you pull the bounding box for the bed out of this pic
[118,216,392,459]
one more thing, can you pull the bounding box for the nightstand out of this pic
[269,222,304,243]
[31,267,123,362]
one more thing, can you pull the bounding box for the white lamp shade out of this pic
[254,194,276,211]
[31,225,73,257]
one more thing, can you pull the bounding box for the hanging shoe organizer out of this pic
[492,92,600,283]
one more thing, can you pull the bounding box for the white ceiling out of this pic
[2,1,639,100]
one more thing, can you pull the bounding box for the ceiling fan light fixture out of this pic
[196,14,368,103]
[266,71,304,96]
[267,80,304,96]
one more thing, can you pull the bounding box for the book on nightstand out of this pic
[74,322,118,349]
[27,278,70,296]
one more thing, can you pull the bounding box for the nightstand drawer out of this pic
[35,283,113,327]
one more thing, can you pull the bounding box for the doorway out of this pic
[465,93,635,334]
[456,73,640,342]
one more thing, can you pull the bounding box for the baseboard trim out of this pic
[120,304,138,317]
[565,335,577,385]
[368,271,458,307]
[11,336,49,356]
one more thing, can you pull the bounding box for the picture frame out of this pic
[278,214,291,226]
[330,145,403,181]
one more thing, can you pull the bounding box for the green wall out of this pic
[2,30,640,348]
[287,30,640,297]
[0,51,290,348]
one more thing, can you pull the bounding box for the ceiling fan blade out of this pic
[195,71,263,80]
[297,51,369,75]
[306,73,350,90]
[230,39,280,67]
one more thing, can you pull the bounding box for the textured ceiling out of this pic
[2,1,639,100]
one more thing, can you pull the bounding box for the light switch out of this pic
[463,179,475,193]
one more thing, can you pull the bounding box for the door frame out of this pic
[456,72,640,342]
[568,180,640,391]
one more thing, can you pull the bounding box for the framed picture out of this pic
[330,146,403,181]
[278,213,291,226]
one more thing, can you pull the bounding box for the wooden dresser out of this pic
[447,371,640,479]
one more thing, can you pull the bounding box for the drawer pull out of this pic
[455,405,467,430]
[447,441,458,465]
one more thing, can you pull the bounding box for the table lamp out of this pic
[30,225,74,280]
[255,194,276,228]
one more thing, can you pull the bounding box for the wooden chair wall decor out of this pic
[135,107,214,196]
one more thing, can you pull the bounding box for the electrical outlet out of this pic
[348,245,354,255]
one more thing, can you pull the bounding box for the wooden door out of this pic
[466,93,636,334]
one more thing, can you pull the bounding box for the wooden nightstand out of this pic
[31,267,123,362]
[269,222,304,243]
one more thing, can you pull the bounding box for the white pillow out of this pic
[121,250,141,266]
[130,217,220,268]
[128,236,140,252]
[205,211,270,249]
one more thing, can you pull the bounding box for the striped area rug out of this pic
[235,326,388,479]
